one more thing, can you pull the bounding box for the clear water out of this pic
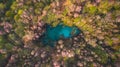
[41,23,80,47]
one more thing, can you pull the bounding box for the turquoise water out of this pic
[41,23,80,47]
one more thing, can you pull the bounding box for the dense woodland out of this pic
[0,0,120,67]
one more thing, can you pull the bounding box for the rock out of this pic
[31,50,35,55]
[75,6,82,12]
[53,8,56,13]
[91,51,95,55]
[74,37,78,41]
[68,52,74,57]
[34,52,39,57]
[77,62,83,67]
[41,52,46,58]
[61,51,67,57]
[98,36,104,40]
[51,2,56,8]
[94,54,98,58]
[57,49,61,53]
[115,60,120,67]
[58,40,63,45]
[69,4,76,12]
[83,62,87,66]
[82,44,86,47]
[116,15,120,22]
[112,38,119,44]
[53,61,61,67]
[93,63,97,67]
[73,41,77,44]
[56,1,59,6]
[56,45,60,49]
[0,49,6,54]
[9,55,16,64]
[89,57,93,62]
[79,56,82,59]
[97,58,101,62]
[35,63,40,67]
[96,30,102,34]
[113,29,119,33]
[74,13,79,18]
[42,10,47,16]
[60,44,64,49]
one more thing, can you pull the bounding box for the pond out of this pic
[40,23,81,47]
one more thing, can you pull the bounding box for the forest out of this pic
[0,0,120,67]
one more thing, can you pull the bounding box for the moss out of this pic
[5,10,15,18]
[8,34,16,40]
[0,35,13,51]
[44,5,50,11]
[34,8,42,15]
[75,49,80,54]
[0,36,5,49]
[105,36,113,46]
[89,6,98,14]
[92,45,108,64]
[65,57,76,66]
[98,0,114,14]
[62,7,69,16]
[10,1,17,10]
[0,3,5,9]
[14,14,20,22]
[73,17,82,23]
[41,0,52,5]
[33,16,38,23]
[113,4,120,10]
[43,11,57,24]
[18,49,31,57]
[4,43,13,50]
[15,22,25,37]
[87,62,94,67]
[52,21,59,27]
[62,16,73,26]
[0,54,6,65]
[82,2,98,15]
[35,2,45,8]
[82,24,94,33]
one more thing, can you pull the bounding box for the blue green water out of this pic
[41,23,80,47]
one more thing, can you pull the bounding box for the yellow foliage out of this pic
[14,15,20,22]
[63,0,72,6]
[18,10,23,15]
[0,3,5,9]
[62,16,73,26]
[10,2,17,10]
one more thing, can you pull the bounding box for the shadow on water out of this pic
[39,22,81,47]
